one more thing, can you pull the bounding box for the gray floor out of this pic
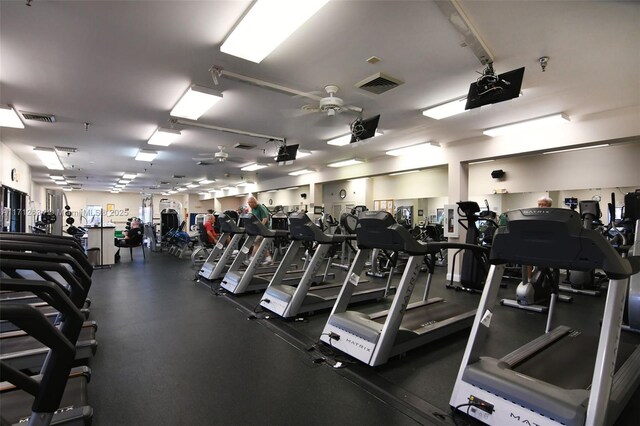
[86,250,640,425]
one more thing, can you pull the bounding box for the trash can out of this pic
[87,248,100,267]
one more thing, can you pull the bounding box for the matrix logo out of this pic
[345,337,371,352]
[509,412,541,426]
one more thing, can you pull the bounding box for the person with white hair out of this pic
[247,196,273,265]
[114,218,143,262]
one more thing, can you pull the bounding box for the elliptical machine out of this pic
[447,201,493,293]
[559,200,607,296]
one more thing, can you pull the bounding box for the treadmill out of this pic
[0,277,93,425]
[260,211,390,318]
[320,211,484,366]
[198,212,245,282]
[449,208,640,426]
[1,257,98,371]
[220,213,290,294]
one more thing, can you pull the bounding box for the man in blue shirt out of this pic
[247,196,273,265]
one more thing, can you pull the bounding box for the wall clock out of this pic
[339,189,347,199]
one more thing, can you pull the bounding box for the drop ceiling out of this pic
[1,1,638,193]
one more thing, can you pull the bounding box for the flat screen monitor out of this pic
[564,197,578,210]
[313,206,324,215]
[465,67,525,110]
[276,144,298,165]
[350,114,380,143]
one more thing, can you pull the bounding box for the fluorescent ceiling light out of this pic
[186,184,200,188]
[122,173,137,179]
[110,190,121,194]
[389,170,420,176]
[468,159,495,165]
[327,131,383,147]
[542,144,610,155]
[170,85,223,120]
[422,96,467,120]
[235,194,247,197]
[220,0,330,63]
[168,190,177,194]
[386,142,439,157]
[34,147,64,170]
[118,179,131,185]
[198,192,209,196]
[50,175,65,180]
[0,105,24,129]
[54,180,67,185]
[236,181,255,187]
[199,179,215,184]
[285,187,299,190]
[148,127,181,146]
[114,184,125,188]
[135,149,158,162]
[62,187,73,192]
[483,113,570,137]
[327,158,363,168]
[288,169,314,176]
[266,190,278,193]
[241,163,268,171]
[296,149,312,158]
[176,188,187,192]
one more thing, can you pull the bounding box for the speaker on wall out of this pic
[491,169,505,179]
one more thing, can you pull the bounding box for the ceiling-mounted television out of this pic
[350,114,380,143]
[276,144,298,165]
[465,67,525,110]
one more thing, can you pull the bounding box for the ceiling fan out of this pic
[192,146,241,164]
[301,85,363,116]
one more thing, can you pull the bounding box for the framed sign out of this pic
[443,204,459,238]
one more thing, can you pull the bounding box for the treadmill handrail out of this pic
[218,213,244,234]
[0,240,92,276]
[0,292,81,416]
[241,213,289,238]
[288,211,355,244]
[492,208,637,279]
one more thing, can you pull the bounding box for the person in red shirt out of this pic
[203,214,219,244]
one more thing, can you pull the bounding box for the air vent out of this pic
[160,181,170,185]
[21,111,56,123]
[55,146,77,153]
[355,72,404,95]
[233,143,256,150]
[172,175,185,179]
[197,161,212,166]
[64,175,77,179]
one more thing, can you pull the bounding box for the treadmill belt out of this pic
[514,334,637,390]
[374,301,469,330]
[310,281,382,299]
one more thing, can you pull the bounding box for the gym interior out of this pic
[1,1,639,425]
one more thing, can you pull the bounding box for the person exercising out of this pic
[203,214,219,244]
[247,196,273,265]
[524,196,553,280]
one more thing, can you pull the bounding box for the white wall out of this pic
[63,191,144,229]
[468,142,640,195]
[371,167,448,200]
[0,142,32,194]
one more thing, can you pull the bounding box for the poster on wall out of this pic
[443,204,459,238]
